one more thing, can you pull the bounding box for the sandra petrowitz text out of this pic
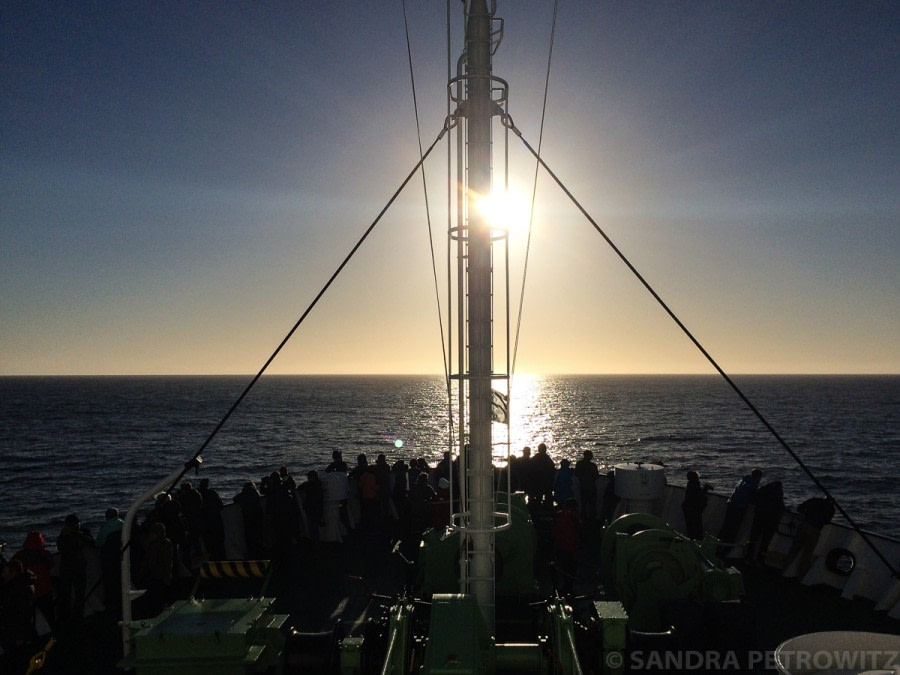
[604,649,899,671]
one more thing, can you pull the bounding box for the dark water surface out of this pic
[1,375,897,550]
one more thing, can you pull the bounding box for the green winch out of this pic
[600,513,743,632]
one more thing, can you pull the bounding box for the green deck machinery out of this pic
[599,513,743,632]
[340,494,587,674]
[120,596,287,674]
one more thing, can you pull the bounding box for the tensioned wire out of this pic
[165,123,453,495]
[400,0,457,457]
[506,117,899,580]
[401,0,450,390]
[512,0,560,379]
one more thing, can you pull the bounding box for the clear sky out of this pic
[2,1,898,376]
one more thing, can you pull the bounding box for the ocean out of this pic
[1,374,898,552]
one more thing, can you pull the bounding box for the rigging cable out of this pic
[505,117,898,580]
[401,0,451,392]
[511,0,560,378]
[446,0,455,455]
[165,121,454,494]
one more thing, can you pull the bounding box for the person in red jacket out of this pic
[12,530,55,629]
[552,499,581,595]
[358,465,380,530]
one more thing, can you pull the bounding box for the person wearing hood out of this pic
[681,471,710,540]
[553,458,575,506]
[138,522,173,618]
[97,508,125,617]
[784,496,836,579]
[233,482,265,559]
[325,450,348,473]
[199,479,227,561]
[599,470,621,524]
[531,443,556,506]
[12,531,55,629]
[717,469,763,555]
[574,450,600,521]
[97,507,124,548]
[745,480,785,565]
[374,453,393,522]
[57,513,94,622]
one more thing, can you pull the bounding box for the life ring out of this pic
[824,547,856,577]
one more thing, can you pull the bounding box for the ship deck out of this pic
[34,518,900,674]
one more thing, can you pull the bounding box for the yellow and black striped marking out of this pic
[199,560,270,579]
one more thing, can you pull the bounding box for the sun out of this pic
[474,187,532,236]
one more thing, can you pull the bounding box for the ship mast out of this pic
[459,0,499,630]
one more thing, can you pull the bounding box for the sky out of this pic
[2,1,898,376]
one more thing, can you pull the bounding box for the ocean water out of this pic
[1,374,897,552]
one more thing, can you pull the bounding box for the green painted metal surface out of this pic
[594,601,627,675]
[546,598,584,675]
[121,597,287,674]
[338,636,363,675]
[417,492,537,599]
[494,643,543,672]
[601,514,743,631]
[378,601,415,675]
[423,594,491,674]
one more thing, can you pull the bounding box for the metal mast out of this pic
[461,0,497,629]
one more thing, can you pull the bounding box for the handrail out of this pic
[120,458,200,661]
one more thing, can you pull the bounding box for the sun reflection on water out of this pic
[492,373,556,466]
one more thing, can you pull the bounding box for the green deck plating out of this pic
[120,597,287,674]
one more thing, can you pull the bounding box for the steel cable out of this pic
[401,0,451,390]
[512,0,560,378]
[507,117,898,580]
[166,122,453,494]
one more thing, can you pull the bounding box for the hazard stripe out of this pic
[199,560,270,579]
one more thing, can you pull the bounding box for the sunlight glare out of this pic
[492,373,550,466]
[475,188,531,235]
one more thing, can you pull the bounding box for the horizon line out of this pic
[2,372,898,378]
